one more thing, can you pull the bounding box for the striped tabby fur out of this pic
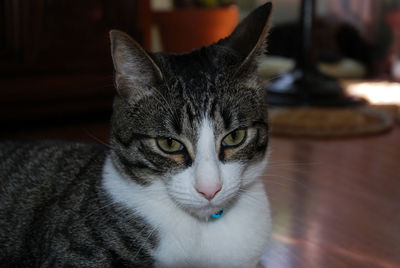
[0,141,155,267]
[0,3,273,267]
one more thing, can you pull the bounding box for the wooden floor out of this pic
[1,119,399,268]
[262,127,400,268]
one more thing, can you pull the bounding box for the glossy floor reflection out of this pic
[262,128,400,268]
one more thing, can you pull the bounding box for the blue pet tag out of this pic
[211,209,224,219]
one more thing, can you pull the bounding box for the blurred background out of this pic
[1,0,400,140]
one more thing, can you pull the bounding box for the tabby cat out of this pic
[0,3,272,267]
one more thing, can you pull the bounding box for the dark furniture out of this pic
[0,0,151,123]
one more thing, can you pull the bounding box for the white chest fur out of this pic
[102,157,271,267]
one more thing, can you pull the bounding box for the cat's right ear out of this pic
[109,30,163,100]
[220,2,273,75]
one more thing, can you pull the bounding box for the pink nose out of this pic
[196,185,222,200]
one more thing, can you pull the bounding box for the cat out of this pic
[0,2,272,267]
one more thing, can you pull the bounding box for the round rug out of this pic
[268,105,398,138]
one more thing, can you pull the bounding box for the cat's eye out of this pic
[221,129,247,148]
[156,137,185,154]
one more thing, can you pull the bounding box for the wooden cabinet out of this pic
[0,0,151,122]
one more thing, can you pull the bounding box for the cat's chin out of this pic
[174,197,236,221]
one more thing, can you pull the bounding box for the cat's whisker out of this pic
[150,85,177,117]
[133,226,158,261]
[264,72,285,82]
[261,177,306,188]
[83,130,114,149]
[262,176,308,186]
[258,173,310,185]
[266,162,321,168]
[79,202,115,222]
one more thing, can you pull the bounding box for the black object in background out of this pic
[266,0,366,106]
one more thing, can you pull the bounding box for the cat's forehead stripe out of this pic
[196,118,216,160]
[220,107,232,130]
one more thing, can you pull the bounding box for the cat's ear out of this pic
[109,30,163,100]
[221,2,273,73]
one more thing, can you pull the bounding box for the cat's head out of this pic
[109,3,272,219]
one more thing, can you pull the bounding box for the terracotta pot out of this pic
[155,5,239,53]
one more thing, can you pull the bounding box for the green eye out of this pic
[222,129,247,148]
[156,137,184,154]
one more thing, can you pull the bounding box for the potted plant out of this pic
[154,0,238,53]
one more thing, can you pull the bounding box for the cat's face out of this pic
[109,3,272,220]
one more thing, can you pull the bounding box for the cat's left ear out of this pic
[220,2,273,74]
[109,30,163,100]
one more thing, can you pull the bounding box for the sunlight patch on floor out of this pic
[346,81,400,105]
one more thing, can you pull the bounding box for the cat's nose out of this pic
[196,184,222,201]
